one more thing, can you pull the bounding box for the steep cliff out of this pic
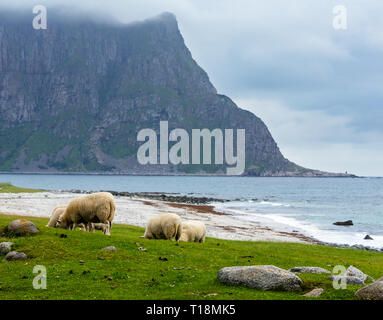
[0,9,348,176]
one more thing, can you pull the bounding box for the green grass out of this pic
[0,183,43,194]
[0,214,381,300]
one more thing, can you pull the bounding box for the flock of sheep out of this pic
[46,192,207,242]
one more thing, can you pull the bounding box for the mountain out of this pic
[0,9,353,176]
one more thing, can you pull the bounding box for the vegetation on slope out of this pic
[0,183,43,194]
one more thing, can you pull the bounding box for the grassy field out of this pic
[0,183,43,194]
[0,213,381,300]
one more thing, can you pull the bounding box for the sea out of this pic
[1,174,382,249]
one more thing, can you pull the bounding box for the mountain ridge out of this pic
[0,9,355,177]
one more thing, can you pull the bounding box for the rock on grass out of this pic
[289,267,330,274]
[355,278,383,300]
[101,246,117,251]
[303,288,324,297]
[329,275,365,286]
[0,242,14,254]
[218,265,302,291]
[346,266,373,282]
[7,219,39,236]
[4,251,27,261]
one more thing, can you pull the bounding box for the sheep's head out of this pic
[55,216,67,229]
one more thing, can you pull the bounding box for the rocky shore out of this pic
[60,189,228,204]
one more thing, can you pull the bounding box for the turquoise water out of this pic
[1,174,382,247]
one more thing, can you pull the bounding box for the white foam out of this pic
[214,202,383,249]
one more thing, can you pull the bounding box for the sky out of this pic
[2,0,383,176]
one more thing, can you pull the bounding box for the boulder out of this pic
[218,265,302,291]
[5,251,27,261]
[329,275,365,286]
[355,279,383,300]
[303,288,324,297]
[364,235,373,240]
[333,220,353,226]
[0,242,14,254]
[289,267,330,274]
[7,219,39,236]
[346,266,373,282]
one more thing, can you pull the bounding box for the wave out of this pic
[213,201,383,249]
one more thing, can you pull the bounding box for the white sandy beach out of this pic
[0,192,316,244]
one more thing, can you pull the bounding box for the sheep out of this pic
[46,205,67,228]
[179,220,206,243]
[47,206,96,232]
[142,213,182,241]
[56,192,115,235]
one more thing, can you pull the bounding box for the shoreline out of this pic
[0,191,318,244]
[0,190,381,252]
[0,172,360,177]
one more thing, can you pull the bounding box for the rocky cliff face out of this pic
[0,9,350,176]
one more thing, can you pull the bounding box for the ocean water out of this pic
[1,174,383,248]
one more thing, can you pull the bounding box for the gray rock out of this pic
[0,242,14,254]
[218,265,302,291]
[101,246,117,251]
[289,267,330,274]
[7,219,39,236]
[5,251,27,261]
[346,266,373,282]
[303,288,324,297]
[333,220,353,226]
[329,275,365,286]
[355,279,383,300]
[364,235,373,240]
[351,244,365,250]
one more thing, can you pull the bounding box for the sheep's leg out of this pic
[103,223,111,236]
[88,223,95,233]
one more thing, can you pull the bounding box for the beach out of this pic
[0,191,317,244]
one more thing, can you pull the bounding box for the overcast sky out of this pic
[3,0,383,176]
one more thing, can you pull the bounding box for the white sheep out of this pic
[142,213,182,240]
[46,205,66,228]
[179,220,206,243]
[56,192,115,235]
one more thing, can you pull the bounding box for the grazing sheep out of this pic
[46,206,66,228]
[56,192,115,235]
[179,221,206,243]
[143,213,182,241]
[47,206,93,232]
